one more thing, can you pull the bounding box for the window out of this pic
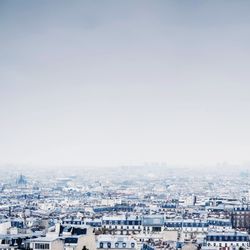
[107,242,111,248]
[131,243,135,248]
[100,242,103,248]
[122,243,126,248]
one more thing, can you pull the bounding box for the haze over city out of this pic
[1,0,250,168]
[3,2,250,250]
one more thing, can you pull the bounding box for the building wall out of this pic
[52,239,64,250]
[0,221,11,234]
[30,239,64,250]
[75,233,97,250]
[232,210,250,229]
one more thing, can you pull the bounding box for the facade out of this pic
[232,207,250,230]
[102,216,142,235]
[203,232,249,250]
[207,218,232,231]
[142,215,164,233]
[165,220,208,233]
[96,235,137,249]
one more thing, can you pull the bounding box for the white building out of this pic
[28,236,64,250]
[203,231,249,250]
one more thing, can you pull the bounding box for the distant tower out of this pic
[16,174,27,185]
[193,195,197,205]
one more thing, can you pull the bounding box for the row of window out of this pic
[104,220,141,225]
[165,223,214,227]
[63,221,84,225]
[207,236,248,241]
[207,243,248,247]
[104,225,162,231]
[34,243,50,249]
[99,242,135,248]
[104,225,140,230]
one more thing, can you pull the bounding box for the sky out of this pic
[1,0,250,168]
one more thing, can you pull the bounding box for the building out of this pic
[232,207,250,230]
[203,231,249,250]
[102,215,142,235]
[28,236,64,250]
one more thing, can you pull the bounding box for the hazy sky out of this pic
[1,0,250,168]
